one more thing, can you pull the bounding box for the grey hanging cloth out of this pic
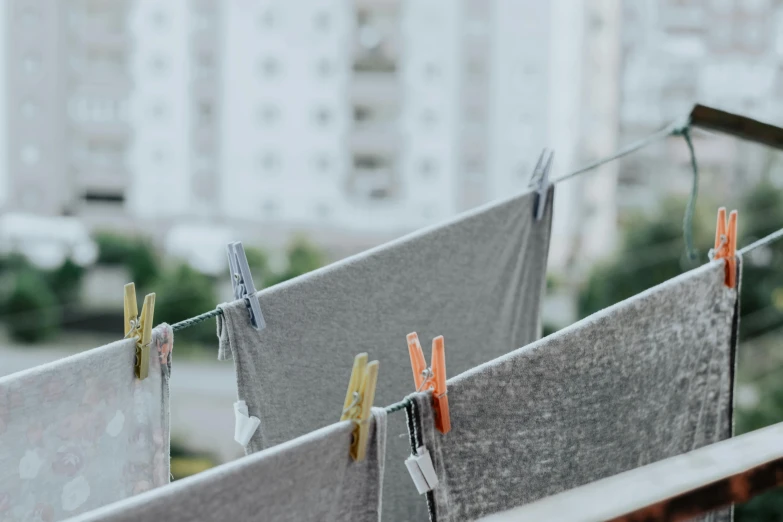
[407,259,741,522]
[217,187,554,521]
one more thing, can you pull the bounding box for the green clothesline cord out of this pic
[170,118,700,333]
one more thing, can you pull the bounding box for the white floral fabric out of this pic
[0,324,173,522]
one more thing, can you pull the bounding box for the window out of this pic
[21,145,40,165]
[151,55,167,73]
[259,57,280,77]
[424,62,440,80]
[316,203,331,217]
[263,200,277,217]
[197,101,214,124]
[151,102,166,119]
[420,158,437,178]
[23,55,40,75]
[260,152,279,173]
[317,58,333,77]
[313,107,332,127]
[21,101,37,119]
[353,105,372,122]
[354,154,386,169]
[151,10,166,28]
[314,154,332,173]
[152,149,165,164]
[314,11,330,32]
[421,109,438,126]
[259,105,279,124]
[83,191,125,204]
[259,9,275,29]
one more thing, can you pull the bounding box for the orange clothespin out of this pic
[712,207,738,288]
[340,353,379,461]
[407,333,451,434]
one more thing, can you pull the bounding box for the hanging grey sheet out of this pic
[217,187,554,520]
[407,259,741,522]
[69,409,387,522]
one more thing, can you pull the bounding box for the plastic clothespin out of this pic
[123,283,155,380]
[340,353,379,461]
[227,241,265,330]
[528,148,554,221]
[712,207,738,288]
[407,333,451,434]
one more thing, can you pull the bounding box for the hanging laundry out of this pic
[0,324,174,521]
[68,409,387,522]
[216,187,554,520]
[406,260,740,522]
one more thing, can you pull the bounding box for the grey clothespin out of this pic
[529,148,554,221]
[227,241,265,330]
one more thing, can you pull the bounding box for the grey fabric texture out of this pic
[216,187,553,521]
[0,324,173,522]
[68,408,388,522]
[408,260,740,522]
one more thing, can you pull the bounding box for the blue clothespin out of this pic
[227,241,265,331]
[529,148,554,221]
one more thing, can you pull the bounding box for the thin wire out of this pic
[552,119,689,184]
[677,125,700,261]
[739,228,783,255]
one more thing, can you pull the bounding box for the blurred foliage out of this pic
[737,181,783,341]
[243,245,272,285]
[736,381,783,520]
[264,236,326,288]
[154,263,218,346]
[94,231,160,290]
[5,269,60,343]
[170,439,217,481]
[46,259,86,304]
[578,198,713,318]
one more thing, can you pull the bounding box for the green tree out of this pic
[5,269,60,343]
[46,259,86,305]
[264,237,326,288]
[243,246,272,285]
[154,263,217,345]
[737,181,783,341]
[578,198,712,318]
[94,232,160,290]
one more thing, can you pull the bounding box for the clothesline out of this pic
[171,117,700,333]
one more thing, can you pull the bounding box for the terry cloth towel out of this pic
[68,408,388,522]
[217,187,553,520]
[407,259,741,522]
[0,324,173,522]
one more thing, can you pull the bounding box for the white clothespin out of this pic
[405,446,439,494]
[227,241,265,330]
[233,400,261,447]
[529,148,554,221]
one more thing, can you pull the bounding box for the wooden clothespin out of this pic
[529,148,554,221]
[712,207,738,288]
[124,283,156,380]
[407,333,451,434]
[227,241,265,330]
[340,353,379,461]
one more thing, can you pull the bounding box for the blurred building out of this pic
[0,0,601,264]
[617,0,783,213]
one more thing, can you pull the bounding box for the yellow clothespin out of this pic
[340,353,379,461]
[123,283,156,380]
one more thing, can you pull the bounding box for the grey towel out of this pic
[68,409,388,522]
[217,187,553,520]
[408,260,740,522]
[0,324,173,521]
